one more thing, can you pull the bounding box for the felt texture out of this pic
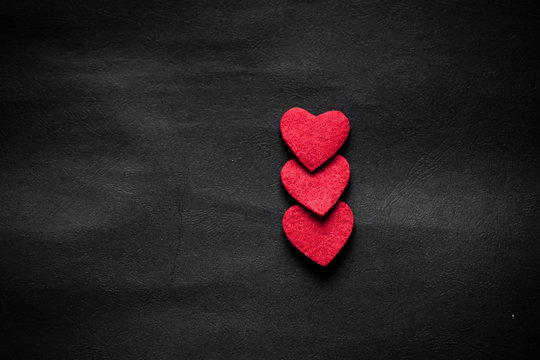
[280,107,350,172]
[283,202,354,266]
[281,155,350,216]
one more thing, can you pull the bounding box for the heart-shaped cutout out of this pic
[281,155,350,216]
[283,202,353,266]
[281,107,349,172]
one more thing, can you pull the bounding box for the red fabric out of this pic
[283,202,354,266]
[280,107,350,172]
[281,155,350,216]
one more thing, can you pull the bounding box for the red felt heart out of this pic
[281,155,350,216]
[283,202,353,266]
[280,107,349,172]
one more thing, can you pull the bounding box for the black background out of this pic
[1,1,539,359]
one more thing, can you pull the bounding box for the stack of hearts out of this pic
[280,107,354,266]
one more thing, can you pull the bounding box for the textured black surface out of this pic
[1,1,540,359]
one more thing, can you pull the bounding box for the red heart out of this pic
[283,202,354,266]
[281,155,350,216]
[280,107,349,172]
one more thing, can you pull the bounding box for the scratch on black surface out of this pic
[170,165,190,286]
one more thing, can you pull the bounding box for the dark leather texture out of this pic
[1,1,539,359]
